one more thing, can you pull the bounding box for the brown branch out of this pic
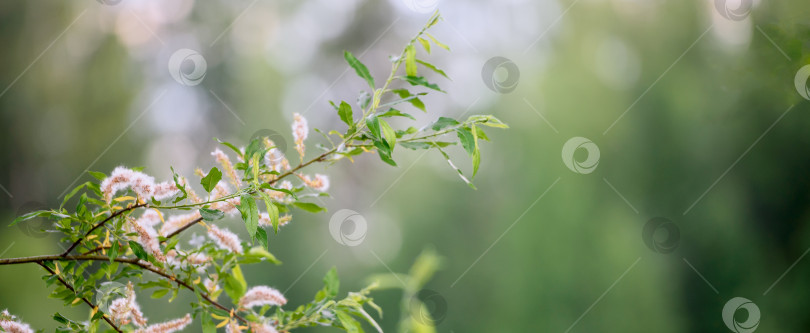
[36,262,123,332]
[61,202,147,256]
[3,254,247,324]
[270,149,334,185]
[165,217,204,240]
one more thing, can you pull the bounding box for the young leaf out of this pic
[405,44,417,77]
[128,241,149,261]
[377,109,415,120]
[238,194,259,240]
[401,75,444,92]
[323,267,340,299]
[472,125,481,177]
[338,101,354,127]
[336,310,363,333]
[431,117,460,131]
[200,167,222,193]
[108,241,119,264]
[390,89,426,112]
[258,191,280,234]
[457,127,475,156]
[199,208,224,221]
[417,37,431,54]
[10,210,51,227]
[379,119,397,150]
[366,115,381,140]
[426,32,450,51]
[344,51,375,89]
[293,202,326,213]
[416,59,449,79]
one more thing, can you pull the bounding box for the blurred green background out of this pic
[2,0,810,332]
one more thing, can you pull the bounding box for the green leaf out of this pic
[338,101,354,127]
[201,313,216,333]
[151,289,169,299]
[457,127,475,156]
[108,241,119,264]
[238,194,259,240]
[223,265,247,301]
[128,241,149,261]
[336,310,363,333]
[431,117,460,131]
[200,167,222,193]
[259,183,299,200]
[255,228,269,250]
[199,208,224,221]
[416,59,449,79]
[366,115,381,140]
[293,202,326,213]
[467,115,509,128]
[87,171,107,181]
[401,75,443,92]
[215,138,244,158]
[344,51,375,89]
[377,108,415,120]
[10,210,50,227]
[417,37,431,54]
[426,33,450,51]
[405,44,417,77]
[472,125,481,177]
[323,267,340,299]
[60,182,89,209]
[379,119,397,150]
[390,89,426,112]
[257,191,280,234]
[247,246,281,264]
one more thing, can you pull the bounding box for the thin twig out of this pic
[6,255,248,324]
[37,262,123,332]
[61,202,147,256]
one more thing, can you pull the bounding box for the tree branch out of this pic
[4,255,248,325]
[36,262,123,332]
[61,202,147,256]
